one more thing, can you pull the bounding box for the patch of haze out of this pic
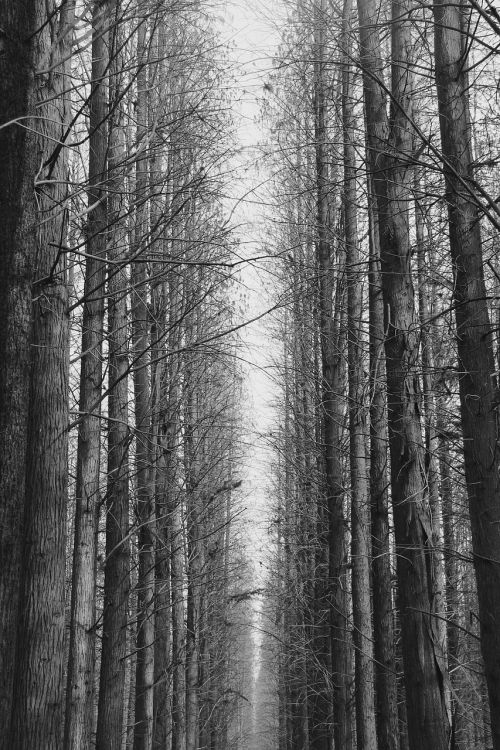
[220,0,281,581]
[220,3,282,747]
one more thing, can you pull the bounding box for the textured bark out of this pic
[132,15,155,750]
[368,196,400,750]
[65,5,109,747]
[153,282,177,750]
[0,0,38,738]
[433,3,500,745]
[171,497,186,750]
[10,2,74,747]
[414,185,449,706]
[183,347,198,750]
[356,0,451,744]
[153,518,171,750]
[185,453,200,750]
[313,7,347,747]
[342,2,377,745]
[96,6,131,746]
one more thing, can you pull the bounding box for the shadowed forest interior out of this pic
[2,0,500,749]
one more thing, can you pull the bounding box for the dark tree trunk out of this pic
[356,0,451,744]
[313,6,347,747]
[11,2,74,747]
[368,195,400,750]
[96,5,131,745]
[433,3,500,745]
[132,15,155,750]
[342,0,377,744]
[0,0,38,738]
[65,4,109,747]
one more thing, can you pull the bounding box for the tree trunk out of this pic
[0,0,39,737]
[313,6,347,747]
[184,348,200,750]
[132,14,155,750]
[342,1,377,744]
[65,4,109,746]
[96,5,131,745]
[356,0,451,744]
[414,181,450,712]
[368,192,400,750]
[433,2,500,744]
[171,494,186,750]
[11,2,74,747]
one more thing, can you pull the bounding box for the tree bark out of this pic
[433,2,500,745]
[342,1,377,745]
[132,13,155,750]
[356,0,451,744]
[96,5,131,746]
[313,6,347,747]
[11,2,74,746]
[0,0,38,737]
[65,4,109,747]
[368,194,400,750]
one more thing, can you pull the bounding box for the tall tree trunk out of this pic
[171,495,187,750]
[185,472,200,750]
[414,182,449,710]
[313,5,347,747]
[433,2,500,744]
[0,0,39,737]
[133,14,155,750]
[65,4,109,747]
[11,2,74,747]
[183,341,198,750]
[368,192,400,750]
[96,5,131,745]
[356,0,451,744]
[342,1,377,745]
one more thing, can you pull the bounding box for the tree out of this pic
[433,2,500,744]
[96,4,131,746]
[10,2,75,747]
[65,4,110,746]
[0,0,41,737]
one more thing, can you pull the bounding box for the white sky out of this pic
[218,4,284,744]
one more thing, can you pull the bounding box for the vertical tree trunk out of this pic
[356,0,451,744]
[171,494,187,750]
[183,343,199,750]
[342,1,377,745]
[96,4,131,745]
[11,2,74,747]
[153,280,176,750]
[367,193,400,750]
[313,5,347,746]
[132,13,155,750]
[433,3,500,744]
[414,183,449,698]
[0,0,38,737]
[65,4,109,747]
[185,475,200,750]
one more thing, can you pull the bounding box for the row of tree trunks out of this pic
[356,0,451,745]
